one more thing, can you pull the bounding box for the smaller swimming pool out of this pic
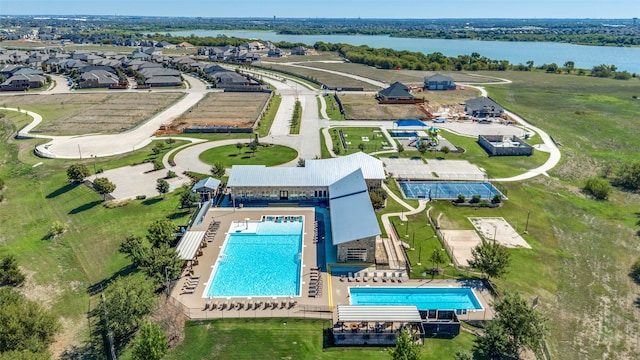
[349,287,483,311]
[389,130,418,138]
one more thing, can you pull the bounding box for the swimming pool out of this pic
[399,181,504,200]
[389,130,418,138]
[349,287,483,311]
[204,219,303,298]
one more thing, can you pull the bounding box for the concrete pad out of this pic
[468,217,531,249]
[441,230,483,267]
[382,158,485,181]
[96,163,191,200]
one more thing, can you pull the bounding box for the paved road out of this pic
[262,61,387,89]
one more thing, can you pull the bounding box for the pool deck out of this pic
[168,207,495,322]
[169,207,332,319]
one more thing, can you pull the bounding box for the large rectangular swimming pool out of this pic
[204,219,303,298]
[349,287,483,311]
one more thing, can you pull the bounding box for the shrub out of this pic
[48,221,68,238]
[491,194,502,204]
[136,195,147,200]
[153,159,163,171]
[631,258,640,283]
[455,194,466,203]
[166,170,177,179]
[584,177,611,200]
[0,255,25,287]
[104,199,131,208]
[469,194,482,203]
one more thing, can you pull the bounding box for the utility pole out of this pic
[524,210,531,234]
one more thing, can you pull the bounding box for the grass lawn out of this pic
[256,94,282,137]
[199,143,298,167]
[163,318,476,360]
[319,93,344,120]
[330,127,389,155]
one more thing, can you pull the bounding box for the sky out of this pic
[0,0,637,19]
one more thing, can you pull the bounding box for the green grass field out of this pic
[163,318,476,360]
[330,127,390,155]
[198,143,298,167]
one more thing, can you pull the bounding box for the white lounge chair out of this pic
[396,272,403,283]
[347,272,354,282]
[355,272,361,282]
[363,272,369,282]
[372,272,378,282]
[391,273,397,282]
[382,272,388,282]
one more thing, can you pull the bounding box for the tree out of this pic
[468,241,511,280]
[612,161,640,190]
[631,257,640,283]
[93,177,116,200]
[101,276,156,343]
[235,142,243,154]
[333,144,341,155]
[418,140,429,156]
[48,220,68,238]
[369,191,384,209]
[0,255,25,286]
[358,143,366,152]
[249,140,259,157]
[211,162,225,178]
[453,350,473,360]
[583,177,611,200]
[156,179,169,199]
[388,328,420,360]
[0,350,51,360]
[440,145,451,158]
[179,185,200,209]
[130,321,168,360]
[66,163,90,183]
[0,288,61,353]
[564,60,575,74]
[430,249,446,271]
[491,194,502,204]
[297,158,306,167]
[146,219,178,248]
[138,245,183,287]
[475,292,546,359]
[119,235,148,267]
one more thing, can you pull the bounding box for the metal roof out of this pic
[329,170,381,245]
[175,231,205,260]
[337,305,421,322]
[192,177,221,192]
[227,152,385,188]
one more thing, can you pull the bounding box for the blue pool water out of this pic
[205,220,303,297]
[389,131,418,138]
[399,181,504,200]
[349,287,483,310]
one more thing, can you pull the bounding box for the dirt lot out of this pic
[173,92,270,129]
[2,92,184,135]
[340,93,426,120]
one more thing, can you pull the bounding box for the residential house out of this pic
[78,70,119,88]
[268,48,285,57]
[290,46,310,56]
[145,75,182,87]
[464,97,505,119]
[376,82,413,101]
[424,73,456,90]
[1,74,46,91]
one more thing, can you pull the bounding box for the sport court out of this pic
[399,181,504,200]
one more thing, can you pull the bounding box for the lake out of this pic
[171,30,640,73]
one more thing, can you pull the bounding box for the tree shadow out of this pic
[167,211,190,220]
[142,197,162,206]
[68,200,102,215]
[86,264,137,296]
[46,182,79,199]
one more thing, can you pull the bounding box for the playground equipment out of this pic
[414,127,440,149]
